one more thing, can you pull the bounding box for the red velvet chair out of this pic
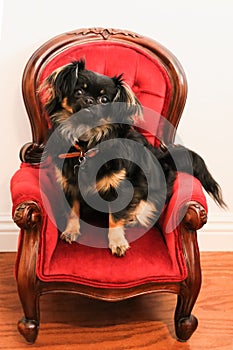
[10,27,208,344]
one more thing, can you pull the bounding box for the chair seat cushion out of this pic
[37,225,187,288]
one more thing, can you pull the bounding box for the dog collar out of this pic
[58,143,99,168]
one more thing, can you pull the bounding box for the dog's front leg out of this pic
[60,200,81,244]
[108,213,130,256]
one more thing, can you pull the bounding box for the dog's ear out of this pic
[47,60,85,100]
[39,59,86,115]
[75,59,85,72]
[112,74,143,122]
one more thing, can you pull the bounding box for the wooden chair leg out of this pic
[16,243,40,344]
[174,244,201,341]
[16,231,40,344]
[175,212,203,342]
[174,292,199,341]
[17,286,40,344]
[18,317,39,344]
[14,201,42,344]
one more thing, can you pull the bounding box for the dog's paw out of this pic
[61,216,81,244]
[60,230,81,244]
[108,227,130,257]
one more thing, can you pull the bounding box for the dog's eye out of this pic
[99,95,109,104]
[74,89,83,97]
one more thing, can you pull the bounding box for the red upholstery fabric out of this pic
[11,160,207,288]
[39,41,171,147]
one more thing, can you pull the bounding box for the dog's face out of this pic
[41,60,143,145]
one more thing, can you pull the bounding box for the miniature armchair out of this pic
[10,28,208,344]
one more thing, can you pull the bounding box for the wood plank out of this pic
[0,252,232,349]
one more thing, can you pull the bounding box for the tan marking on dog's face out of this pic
[61,97,73,114]
[113,82,143,121]
[96,169,126,193]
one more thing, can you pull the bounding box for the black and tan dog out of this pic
[40,60,226,256]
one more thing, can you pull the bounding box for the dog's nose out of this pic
[84,97,95,106]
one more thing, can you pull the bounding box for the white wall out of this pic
[0,0,233,251]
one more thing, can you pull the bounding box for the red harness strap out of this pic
[58,143,99,168]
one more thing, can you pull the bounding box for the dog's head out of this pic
[40,60,143,145]
[41,60,142,119]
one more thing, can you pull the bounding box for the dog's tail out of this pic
[159,145,227,208]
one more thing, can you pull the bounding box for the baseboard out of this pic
[0,215,19,252]
[0,213,233,252]
[198,213,233,251]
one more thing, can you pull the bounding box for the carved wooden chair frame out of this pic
[12,27,207,344]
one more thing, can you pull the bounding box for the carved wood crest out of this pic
[69,27,141,40]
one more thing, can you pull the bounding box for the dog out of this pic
[39,59,226,256]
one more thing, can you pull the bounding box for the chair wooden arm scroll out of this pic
[13,201,42,231]
[182,201,207,231]
[19,142,46,164]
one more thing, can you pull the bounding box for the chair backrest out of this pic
[22,27,187,149]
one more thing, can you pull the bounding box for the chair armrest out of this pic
[10,160,61,231]
[10,163,47,248]
[10,163,43,213]
[161,172,208,234]
[13,201,42,230]
[181,201,207,231]
[19,142,46,163]
[11,161,62,273]
[10,158,59,213]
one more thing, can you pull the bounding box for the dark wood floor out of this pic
[0,252,232,350]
